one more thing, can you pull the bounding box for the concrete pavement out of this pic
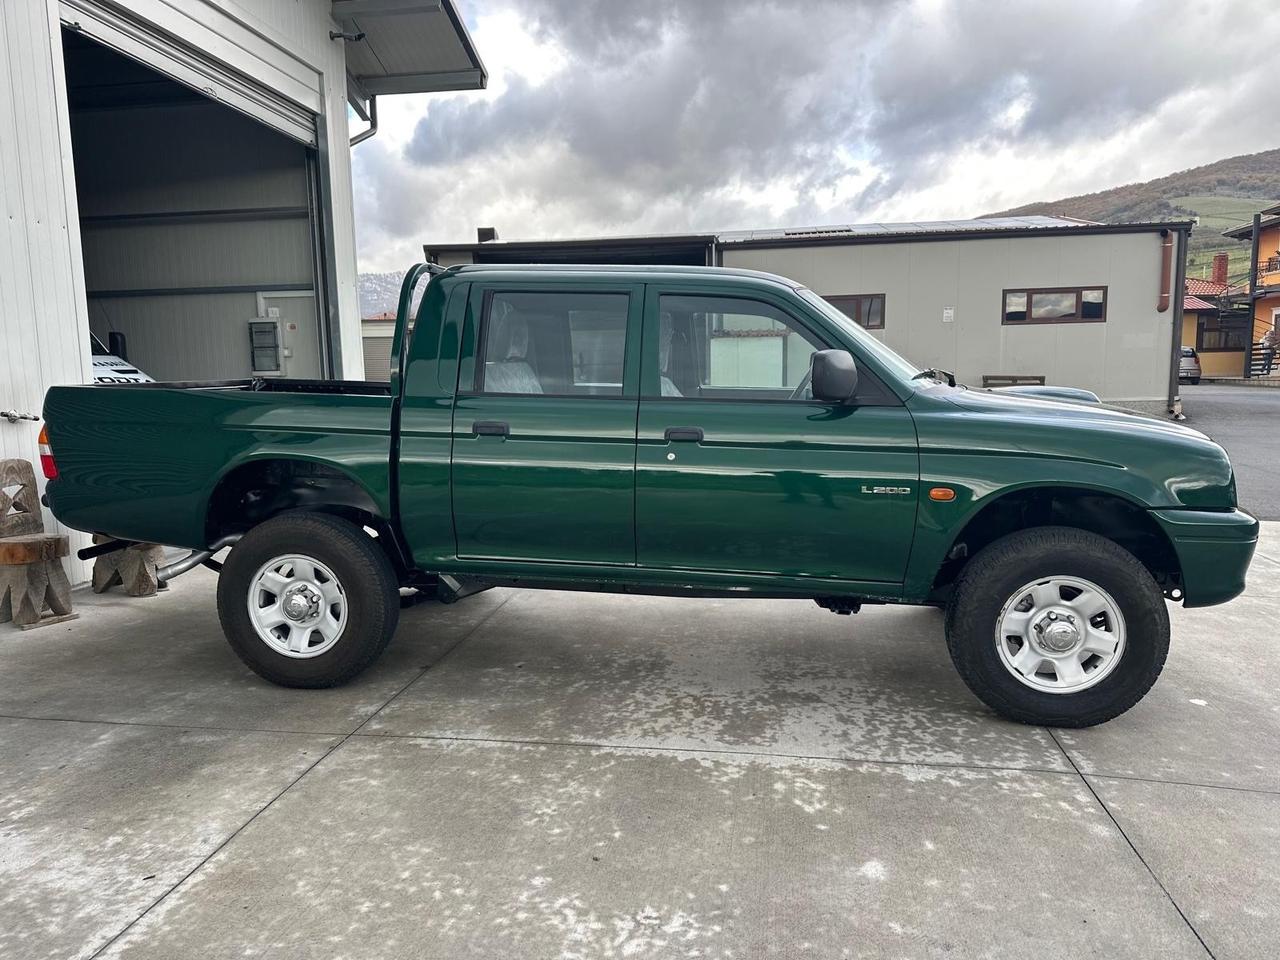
[2,525,1278,959]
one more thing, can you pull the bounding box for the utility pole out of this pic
[1245,214,1261,379]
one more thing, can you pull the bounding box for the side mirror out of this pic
[108,331,128,362]
[811,349,858,403]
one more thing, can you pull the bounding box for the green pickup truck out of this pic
[42,264,1258,727]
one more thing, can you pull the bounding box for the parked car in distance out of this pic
[90,332,153,384]
[1179,345,1202,385]
[42,264,1258,728]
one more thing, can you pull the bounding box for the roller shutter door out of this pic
[59,0,320,145]
[363,335,393,382]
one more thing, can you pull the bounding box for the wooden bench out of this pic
[0,459,76,628]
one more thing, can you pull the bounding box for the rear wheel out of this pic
[1190,377,1201,385]
[217,512,399,687]
[945,527,1169,727]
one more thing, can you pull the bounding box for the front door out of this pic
[451,282,643,565]
[635,286,919,583]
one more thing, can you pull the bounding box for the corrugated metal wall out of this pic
[74,97,320,380]
[0,0,94,577]
[1,0,365,587]
[362,337,394,382]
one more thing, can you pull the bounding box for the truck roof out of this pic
[443,262,803,289]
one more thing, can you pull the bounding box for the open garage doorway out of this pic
[62,29,331,381]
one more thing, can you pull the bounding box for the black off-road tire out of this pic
[217,512,400,688]
[945,527,1169,727]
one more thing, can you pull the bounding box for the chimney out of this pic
[477,226,498,243]
[1212,252,1228,285]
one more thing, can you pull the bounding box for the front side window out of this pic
[1003,287,1107,324]
[478,290,629,396]
[823,294,885,329]
[657,294,825,400]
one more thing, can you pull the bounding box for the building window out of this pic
[1197,312,1249,352]
[824,294,885,330]
[1003,287,1107,324]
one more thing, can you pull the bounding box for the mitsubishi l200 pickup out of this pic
[41,264,1258,727]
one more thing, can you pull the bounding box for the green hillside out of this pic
[988,148,1280,283]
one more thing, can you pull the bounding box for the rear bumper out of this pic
[1151,508,1259,607]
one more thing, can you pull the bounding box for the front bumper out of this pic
[1151,508,1259,607]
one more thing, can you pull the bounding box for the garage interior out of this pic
[63,29,328,382]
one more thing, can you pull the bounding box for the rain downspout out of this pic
[350,95,378,147]
[1244,213,1261,379]
[1165,227,1188,419]
[1157,228,1173,313]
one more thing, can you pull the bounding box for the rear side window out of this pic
[477,290,629,396]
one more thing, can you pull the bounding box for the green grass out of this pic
[1173,194,1260,283]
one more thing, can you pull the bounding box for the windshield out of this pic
[89,333,111,356]
[797,288,921,382]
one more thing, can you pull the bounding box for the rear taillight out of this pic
[38,425,57,479]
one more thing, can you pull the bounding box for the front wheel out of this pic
[217,512,400,687]
[945,527,1169,727]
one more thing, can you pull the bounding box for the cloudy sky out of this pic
[352,0,1279,273]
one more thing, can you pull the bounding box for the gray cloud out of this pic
[406,1,875,201]
[353,0,1279,268]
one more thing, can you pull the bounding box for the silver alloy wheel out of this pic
[247,554,347,659]
[994,575,1126,694]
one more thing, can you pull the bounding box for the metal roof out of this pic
[337,0,486,108]
[716,215,1092,243]
[425,216,1194,259]
[442,232,720,250]
[1223,213,1280,240]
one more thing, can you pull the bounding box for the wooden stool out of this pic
[92,534,167,596]
[0,458,78,629]
[0,535,75,627]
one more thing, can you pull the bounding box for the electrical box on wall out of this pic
[248,319,283,376]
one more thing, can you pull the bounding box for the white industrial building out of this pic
[2,0,485,472]
[424,217,1191,408]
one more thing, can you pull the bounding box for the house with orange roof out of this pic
[1179,254,1252,377]
[1223,203,1280,378]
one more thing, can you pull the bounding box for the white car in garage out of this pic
[90,333,152,384]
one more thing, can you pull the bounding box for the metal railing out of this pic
[1248,341,1280,377]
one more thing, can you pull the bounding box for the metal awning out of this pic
[335,0,486,116]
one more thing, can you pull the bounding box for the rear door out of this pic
[635,283,919,583]
[451,281,643,565]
